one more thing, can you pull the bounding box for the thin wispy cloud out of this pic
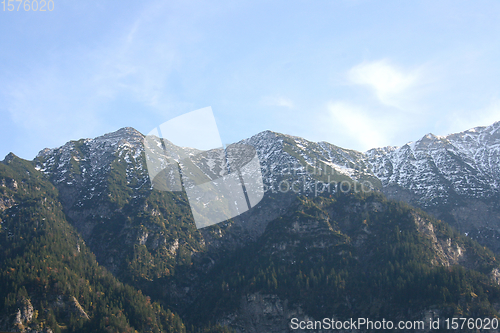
[262,96,295,108]
[94,0,190,109]
[1,1,187,157]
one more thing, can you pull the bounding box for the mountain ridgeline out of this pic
[1,122,500,332]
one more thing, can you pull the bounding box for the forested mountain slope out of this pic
[0,154,201,333]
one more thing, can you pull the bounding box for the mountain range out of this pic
[1,121,500,332]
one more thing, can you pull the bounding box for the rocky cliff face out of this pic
[0,292,90,332]
[241,122,500,253]
[219,292,311,333]
[366,121,500,252]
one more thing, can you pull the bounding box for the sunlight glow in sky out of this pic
[1,0,500,159]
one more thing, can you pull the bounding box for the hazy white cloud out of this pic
[348,59,421,110]
[312,60,432,152]
[262,96,295,108]
[476,99,500,126]
[445,99,500,135]
[327,101,389,150]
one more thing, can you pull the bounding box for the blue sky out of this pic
[1,0,500,160]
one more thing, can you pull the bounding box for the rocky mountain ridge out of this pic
[3,121,500,332]
[30,121,500,254]
[241,121,500,205]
